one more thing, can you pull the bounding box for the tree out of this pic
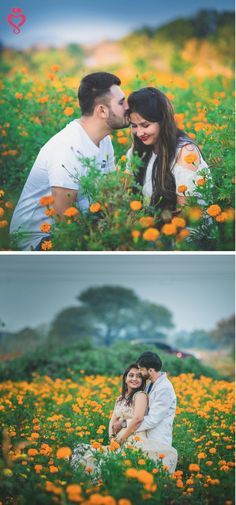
[77,286,139,346]
[209,315,235,349]
[128,301,174,340]
[48,306,93,347]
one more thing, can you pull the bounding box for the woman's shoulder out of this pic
[133,390,148,400]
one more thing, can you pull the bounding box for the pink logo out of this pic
[7,7,26,34]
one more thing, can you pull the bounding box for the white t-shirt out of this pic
[10,120,115,250]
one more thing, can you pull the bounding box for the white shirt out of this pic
[10,120,115,250]
[136,372,176,446]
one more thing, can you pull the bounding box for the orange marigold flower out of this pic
[184,153,198,164]
[196,178,206,187]
[51,64,60,72]
[161,223,177,236]
[41,240,53,251]
[215,212,227,223]
[0,207,4,218]
[40,223,51,233]
[38,96,49,104]
[126,468,139,478]
[0,190,5,197]
[31,432,40,439]
[178,229,190,240]
[198,452,207,459]
[45,208,56,217]
[118,499,132,505]
[39,196,55,206]
[120,155,127,162]
[56,447,72,459]
[137,469,154,485]
[15,92,23,99]
[118,137,129,145]
[207,204,221,217]
[143,227,160,241]
[178,185,188,193]
[90,202,101,213]
[172,217,186,228]
[66,484,82,495]
[131,230,141,239]
[189,464,200,472]
[176,479,184,488]
[49,465,58,473]
[130,200,142,211]
[187,206,203,221]
[34,464,43,473]
[64,107,74,116]
[64,206,79,217]
[28,448,38,456]
[5,201,13,209]
[138,459,146,465]
[209,448,217,454]
[225,208,235,221]
[139,216,155,228]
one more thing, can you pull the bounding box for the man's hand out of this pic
[111,420,123,435]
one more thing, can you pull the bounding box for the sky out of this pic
[0,254,234,334]
[0,0,234,48]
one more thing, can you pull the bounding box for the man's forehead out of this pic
[109,84,125,100]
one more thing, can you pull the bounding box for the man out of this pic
[135,351,176,446]
[10,71,129,250]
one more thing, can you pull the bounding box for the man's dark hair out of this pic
[78,72,121,116]
[137,351,162,372]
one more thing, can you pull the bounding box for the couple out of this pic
[72,352,178,474]
[10,71,208,250]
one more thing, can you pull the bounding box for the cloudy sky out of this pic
[0,0,234,48]
[0,254,234,334]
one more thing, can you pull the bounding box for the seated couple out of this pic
[10,71,209,250]
[71,352,178,475]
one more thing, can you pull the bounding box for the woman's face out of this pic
[130,111,160,146]
[125,367,143,391]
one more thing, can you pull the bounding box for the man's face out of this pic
[106,85,129,130]
[137,366,150,380]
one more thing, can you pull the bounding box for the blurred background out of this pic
[0,0,234,79]
[0,255,234,380]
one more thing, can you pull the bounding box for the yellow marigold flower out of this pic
[15,92,23,99]
[3,469,13,477]
[178,185,188,193]
[139,216,155,228]
[0,207,5,218]
[41,240,53,251]
[130,200,142,211]
[64,206,79,217]
[64,107,74,116]
[109,439,120,451]
[131,230,141,239]
[172,217,186,228]
[56,447,72,459]
[40,223,51,233]
[0,190,5,197]
[189,464,200,472]
[90,202,101,213]
[120,155,127,162]
[39,196,55,206]
[207,204,221,217]
[161,223,177,236]
[184,153,198,164]
[187,206,203,221]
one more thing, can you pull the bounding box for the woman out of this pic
[71,364,177,474]
[127,87,209,211]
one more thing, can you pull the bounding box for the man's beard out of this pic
[106,108,130,130]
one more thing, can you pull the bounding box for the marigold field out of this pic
[0,64,235,251]
[0,373,234,504]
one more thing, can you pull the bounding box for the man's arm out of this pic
[136,388,175,432]
[51,187,77,220]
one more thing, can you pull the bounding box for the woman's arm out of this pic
[108,409,119,438]
[115,392,148,444]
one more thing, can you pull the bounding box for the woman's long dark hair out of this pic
[128,87,189,212]
[118,363,146,406]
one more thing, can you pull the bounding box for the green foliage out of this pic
[0,341,223,383]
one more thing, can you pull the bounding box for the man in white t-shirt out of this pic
[10,72,129,250]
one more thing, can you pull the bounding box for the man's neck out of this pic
[150,371,162,384]
[77,117,110,147]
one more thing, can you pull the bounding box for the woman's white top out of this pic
[127,141,209,204]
